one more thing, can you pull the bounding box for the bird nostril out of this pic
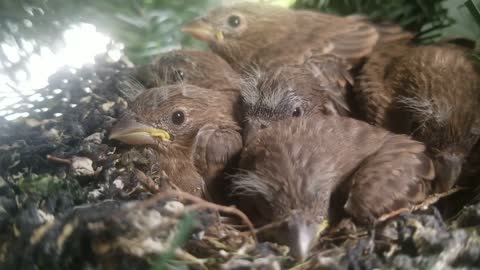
[260,124,267,129]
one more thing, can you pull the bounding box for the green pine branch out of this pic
[150,212,196,270]
[0,0,217,82]
[465,0,480,62]
[294,0,480,46]
[465,0,480,25]
[293,0,453,36]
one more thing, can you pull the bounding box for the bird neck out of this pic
[155,143,193,166]
[153,144,202,193]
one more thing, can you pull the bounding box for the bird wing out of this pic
[345,15,414,46]
[306,54,353,116]
[344,134,434,224]
[192,124,243,200]
[353,43,407,126]
[251,14,381,70]
[304,13,386,62]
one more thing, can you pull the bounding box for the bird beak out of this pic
[434,153,463,192]
[284,214,329,261]
[109,117,170,145]
[257,213,329,261]
[182,18,224,43]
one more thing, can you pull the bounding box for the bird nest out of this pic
[1,55,480,270]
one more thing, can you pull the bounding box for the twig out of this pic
[254,217,290,235]
[46,154,72,165]
[320,232,368,242]
[173,249,207,270]
[133,169,160,193]
[147,191,257,243]
[134,171,257,243]
[377,187,465,223]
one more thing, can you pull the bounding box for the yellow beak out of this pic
[109,117,170,145]
[286,217,328,261]
[256,214,329,262]
[182,18,223,42]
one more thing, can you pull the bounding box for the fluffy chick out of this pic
[240,54,353,143]
[110,85,242,201]
[354,43,480,192]
[132,49,241,91]
[182,2,412,73]
[231,116,434,260]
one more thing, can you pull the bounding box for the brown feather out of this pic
[232,116,433,225]
[183,3,413,73]
[131,49,241,91]
[354,43,480,191]
[240,54,353,143]
[111,85,241,200]
[231,116,433,258]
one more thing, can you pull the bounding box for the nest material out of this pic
[1,55,480,270]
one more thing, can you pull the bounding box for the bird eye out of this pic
[171,110,185,125]
[227,15,241,28]
[173,70,184,81]
[292,107,302,117]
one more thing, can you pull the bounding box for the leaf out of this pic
[150,212,196,270]
[465,0,480,25]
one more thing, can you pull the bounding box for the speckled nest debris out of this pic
[0,193,285,270]
[1,55,480,270]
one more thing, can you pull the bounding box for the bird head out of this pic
[402,105,478,192]
[433,150,466,192]
[151,50,241,90]
[240,59,351,144]
[241,76,306,144]
[232,118,337,260]
[257,211,329,261]
[182,3,290,64]
[110,85,239,148]
[231,163,332,261]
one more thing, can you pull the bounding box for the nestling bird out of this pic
[354,43,480,192]
[240,54,353,144]
[231,116,434,261]
[131,49,241,90]
[182,2,412,73]
[110,85,242,200]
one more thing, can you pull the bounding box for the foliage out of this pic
[1,0,479,84]
[440,0,480,45]
[0,0,218,81]
[293,0,480,44]
[466,0,480,26]
[465,0,480,61]
[292,0,452,31]
[150,213,196,270]
[16,173,85,202]
[463,0,480,53]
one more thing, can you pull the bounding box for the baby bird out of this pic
[182,2,412,73]
[133,49,241,90]
[231,116,434,261]
[354,43,480,192]
[241,54,353,144]
[110,85,242,201]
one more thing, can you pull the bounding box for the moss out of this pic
[17,173,86,203]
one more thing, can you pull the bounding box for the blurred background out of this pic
[0,0,478,121]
